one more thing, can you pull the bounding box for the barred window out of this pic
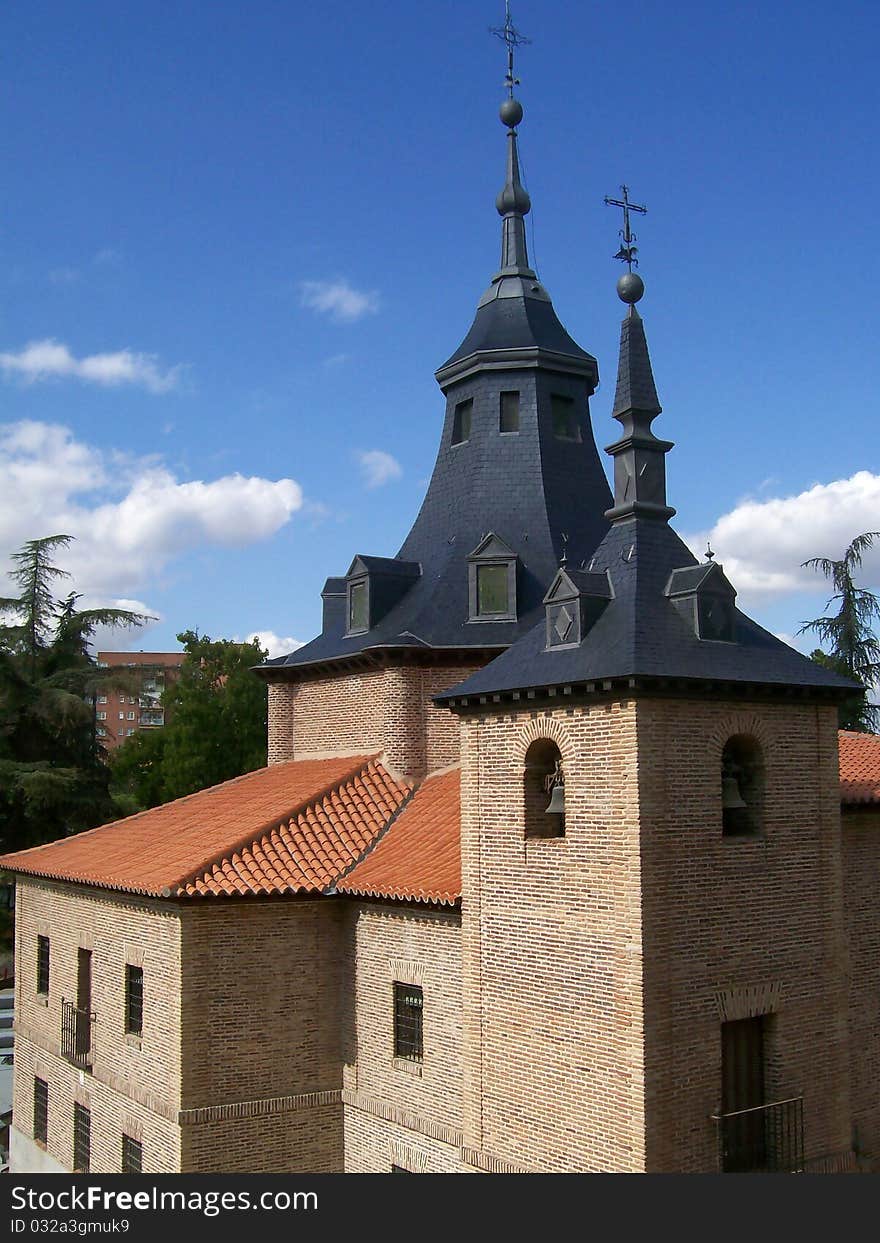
[73,1103,91,1173]
[37,936,50,995]
[33,1078,48,1145]
[122,1134,143,1173]
[393,982,423,1062]
[125,965,144,1036]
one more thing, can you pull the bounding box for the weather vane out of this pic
[490,1,531,97]
[604,184,647,271]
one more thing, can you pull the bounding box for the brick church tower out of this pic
[437,267,858,1171]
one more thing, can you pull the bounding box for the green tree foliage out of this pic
[112,629,268,807]
[801,531,880,732]
[0,535,152,851]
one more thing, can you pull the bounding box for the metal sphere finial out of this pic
[499,96,523,129]
[617,271,645,304]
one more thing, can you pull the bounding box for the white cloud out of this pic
[356,449,402,490]
[237,630,304,660]
[0,420,304,605]
[0,339,182,393]
[683,471,880,601]
[299,279,379,323]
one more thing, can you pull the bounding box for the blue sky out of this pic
[1,0,878,659]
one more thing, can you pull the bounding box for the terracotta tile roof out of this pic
[181,760,408,897]
[337,768,461,905]
[0,755,409,898]
[839,730,880,805]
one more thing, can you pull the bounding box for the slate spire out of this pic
[604,273,675,523]
[495,97,534,277]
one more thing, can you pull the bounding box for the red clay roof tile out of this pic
[0,755,409,897]
[839,730,880,805]
[337,768,461,905]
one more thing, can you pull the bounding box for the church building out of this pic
[2,43,877,1175]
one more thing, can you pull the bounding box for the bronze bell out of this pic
[545,779,565,816]
[722,773,747,811]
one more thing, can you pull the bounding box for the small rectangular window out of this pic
[73,1103,91,1173]
[127,711,135,720]
[452,399,472,445]
[33,1078,48,1145]
[37,936,50,995]
[393,982,423,1062]
[500,390,520,433]
[348,581,368,633]
[97,696,107,704]
[477,564,509,616]
[122,1134,143,1173]
[125,964,144,1036]
[96,711,107,721]
[551,394,581,441]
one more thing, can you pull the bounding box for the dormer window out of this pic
[543,567,613,649]
[348,579,368,634]
[344,555,420,637]
[551,394,581,442]
[452,399,472,445]
[666,562,737,643]
[500,390,520,433]
[467,533,517,623]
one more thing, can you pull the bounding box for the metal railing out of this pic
[712,1096,804,1173]
[60,998,93,1070]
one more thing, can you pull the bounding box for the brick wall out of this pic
[458,695,856,1173]
[179,898,346,1171]
[841,807,880,1170]
[636,698,852,1172]
[12,878,183,1172]
[267,663,482,778]
[459,701,647,1172]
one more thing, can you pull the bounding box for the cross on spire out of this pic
[490,1,531,97]
[604,184,647,271]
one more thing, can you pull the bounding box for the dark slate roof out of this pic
[349,555,420,578]
[612,307,661,415]
[441,291,596,371]
[437,517,859,701]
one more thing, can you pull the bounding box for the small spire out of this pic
[490,4,533,277]
[603,205,675,525]
[705,542,715,562]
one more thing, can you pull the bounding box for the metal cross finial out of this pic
[490,1,531,97]
[604,184,648,271]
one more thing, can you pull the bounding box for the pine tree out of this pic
[0,535,152,850]
[800,531,880,732]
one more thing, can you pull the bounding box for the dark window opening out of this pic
[720,1017,765,1172]
[476,563,509,616]
[524,738,565,839]
[721,735,764,837]
[122,1134,143,1173]
[33,1078,48,1146]
[452,399,472,445]
[500,390,520,433]
[551,394,581,441]
[37,936,50,995]
[125,965,144,1036]
[393,982,423,1062]
[73,1103,91,1173]
[348,581,368,633]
